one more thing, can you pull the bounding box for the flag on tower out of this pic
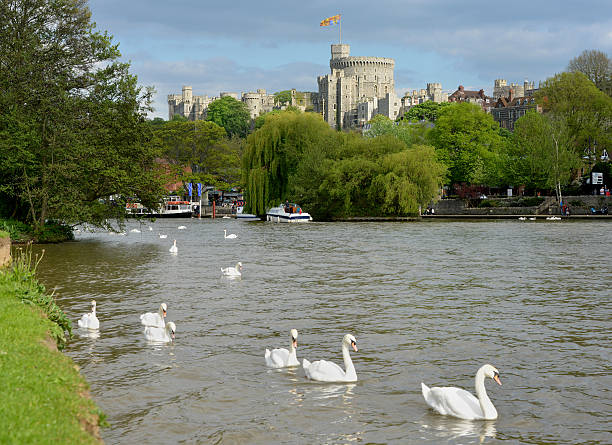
[320,14,341,26]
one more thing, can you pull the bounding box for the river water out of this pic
[32,219,611,444]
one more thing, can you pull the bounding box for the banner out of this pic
[320,14,340,26]
[197,183,202,197]
[186,182,193,197]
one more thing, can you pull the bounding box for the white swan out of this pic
[144,321,176,343]
[221,262,242,277]
[302,334,358,382]
[140,303,167,328]
[130,228,141,233]
[148,226,153,231]
[177,225,186,230]
[224,229,237,239]
[265,329,299,368]
[169,239,178,254]
[421,364,502,420]
[518,217,526,221]
[159,234,167,239]
[78,300,100,330]
[529,217,536,221]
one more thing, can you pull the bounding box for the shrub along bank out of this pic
[0,245,103,444]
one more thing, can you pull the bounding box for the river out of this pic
[33,219,611,444]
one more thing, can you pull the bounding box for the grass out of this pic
[0,246,103,444]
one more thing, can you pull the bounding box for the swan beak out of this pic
[351,341,358,352]
[493,373,502,386]
[292,339,297,348]
[163,310,167,317]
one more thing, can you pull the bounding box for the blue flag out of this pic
[186,182,193,197]
[197,183,202,197]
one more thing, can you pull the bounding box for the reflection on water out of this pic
[32,219,612,444]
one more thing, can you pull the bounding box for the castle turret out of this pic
[331,44,350,60]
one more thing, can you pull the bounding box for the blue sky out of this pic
[88,0,612,119]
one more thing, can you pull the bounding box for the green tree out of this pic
[365,114,432,147]
[0,0,164,231]
[505,111,580,195]
[242,110,336,215]
[274,90,293,105]
[205,96,251,138]
[429,102,504,186]
[536,72,612,160]
[151,119,241,189]
[567,49,612,97]
[401,101,451,122]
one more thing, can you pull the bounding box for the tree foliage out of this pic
[242,110,447,219]
[429,102,504,186]
[205,96,251,138]
[401,101,451,122]
[150,119,242,189]
[274,90,293,105]
[242,110,335,215]
[365,115,432,148]
[567,49,612,97]
[0,0,164,230]
[503,111,580,193]
[536,71,612,160]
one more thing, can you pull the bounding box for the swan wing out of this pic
[423,384,483,420]
[265,348,290,368]
[140,312,164,328]
[78,313,89,328]
[303,359,347,382]
[88,314,100,330]
[144,326,170,342]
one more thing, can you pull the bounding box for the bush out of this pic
[517,197,544,207]
[35,221,74,243]
[0,218,32,242]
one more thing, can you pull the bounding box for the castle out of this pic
[315,44,398,128]
[492,79,536,99]
[168,43,403,129]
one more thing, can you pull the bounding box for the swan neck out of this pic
[342,343,356,380]
[475,368,497,419]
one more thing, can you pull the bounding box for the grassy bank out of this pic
[0,218,74,243]
[0,247,103,444]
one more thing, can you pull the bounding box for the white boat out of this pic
[266,203,312,223]
[126,196,198,218]
[236,206,260,221]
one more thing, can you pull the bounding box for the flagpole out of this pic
[339,18,342,44]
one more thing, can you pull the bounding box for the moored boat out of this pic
[266,203,312,223]
[236,206,260,221]
[126,196,198,218]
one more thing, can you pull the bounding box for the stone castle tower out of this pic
[316,44,395,128]
[493,79,535,99]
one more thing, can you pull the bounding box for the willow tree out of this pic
[241,111,335,215]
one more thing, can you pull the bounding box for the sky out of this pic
[88,0,612,119]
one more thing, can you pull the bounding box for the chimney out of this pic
[508,88,514,102]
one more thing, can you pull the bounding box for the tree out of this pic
[242,110,336,215]
[536,72,612,161]
[0,0,164,231]
[205,96,251,138]
[273,90,293,105]
[365,114,432,148]
[568,50,612,96]
[505,111,580,195]
[429,102,504,186]
[401,101,451,122]
[151,119,242,189]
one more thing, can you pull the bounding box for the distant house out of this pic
[491,89,542,131]
[448,85,494,112]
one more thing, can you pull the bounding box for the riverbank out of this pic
[0,218,74,244]
[0,244,103,444]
